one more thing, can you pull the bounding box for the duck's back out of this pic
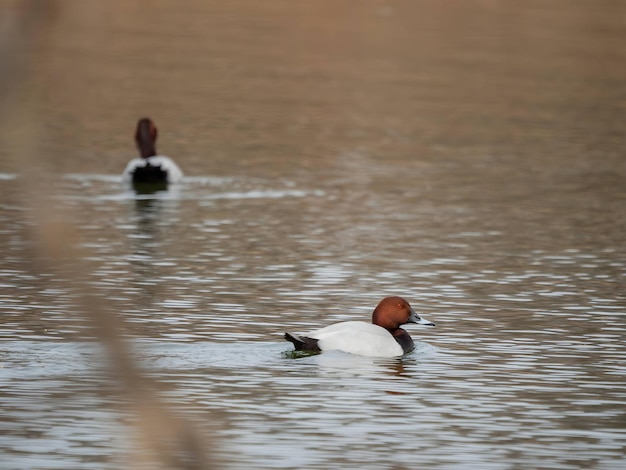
[123,155,183,184]
[310,321,404,357]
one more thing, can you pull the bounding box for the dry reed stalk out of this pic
[1,2,219,468]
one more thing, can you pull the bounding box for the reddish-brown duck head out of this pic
[135,117,158,158]
[372,296,435,330]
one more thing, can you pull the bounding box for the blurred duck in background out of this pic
[123,117,183,188]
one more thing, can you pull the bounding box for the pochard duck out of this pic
[122,117,183,185]
[284,296,435,357]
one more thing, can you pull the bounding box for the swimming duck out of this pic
[122,117,183,185]
[284,296,435,357]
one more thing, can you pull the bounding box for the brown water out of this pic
[1,1,626,469]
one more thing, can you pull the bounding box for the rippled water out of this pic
[2,171,625,469]
[2,1,626,469]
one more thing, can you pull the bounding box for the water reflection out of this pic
[128,193,169,302]
[131,182,169,196]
